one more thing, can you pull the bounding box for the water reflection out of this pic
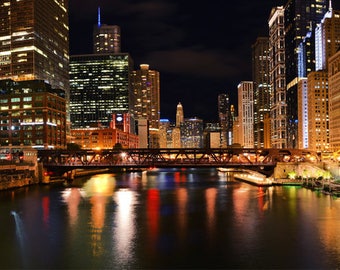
[61,188,84,226]
[113,189,136,266]
[84,174,116,257]
[4,169,340,268]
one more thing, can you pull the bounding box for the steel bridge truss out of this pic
[38,147,318,176]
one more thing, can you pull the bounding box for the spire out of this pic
[97,6,101,27]
[329,0,332,11]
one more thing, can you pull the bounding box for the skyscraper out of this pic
[0,0,69,149]
[180,118,203,148]
[70,10,135,132]
[307,71,329,152]
[218,93,232,147]
[132,64,160,130]
[70,53,134,129]
[172,102,184,148]
[252,37,270,148]
[329,50,340,151]
[269,6,287,149]
[176,102,184,127]
[238,81,254,148]
[315,4,340,71]
[0,79,67,148]
[0,0,69,99]
[93,7,121,54]
[284,0,327,148]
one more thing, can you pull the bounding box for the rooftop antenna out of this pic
[97,6,101,27]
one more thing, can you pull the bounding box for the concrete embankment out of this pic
[0,162,38,190]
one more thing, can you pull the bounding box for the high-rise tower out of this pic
[218,93,232,147]
[176,103,184,127]
[238,81,254,148]
[93,7,121,54]
[252,37,270,148]
[132,64,160,130]
[70,54,134,129]
[284,0,327,148]
[329,50,340,151]
[315,3,340,71]
[0,0,69,98]
[70,9,134,131]
[269,6,287,149]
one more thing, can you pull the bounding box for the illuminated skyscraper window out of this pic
[0,0,69,99]
[69,53,134,129]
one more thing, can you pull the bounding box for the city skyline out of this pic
[68,0,301,122]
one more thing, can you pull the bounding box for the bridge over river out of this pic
[38,148,319,177]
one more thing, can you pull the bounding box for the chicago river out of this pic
[1,168,340,269]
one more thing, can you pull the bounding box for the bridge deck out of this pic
[38,148,318,177]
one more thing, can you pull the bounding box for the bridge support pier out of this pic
[65,170,76,182]
[41,168,51,184]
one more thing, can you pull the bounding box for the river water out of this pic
[1,168,340,269]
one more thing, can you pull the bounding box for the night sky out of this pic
[69,0,337,123]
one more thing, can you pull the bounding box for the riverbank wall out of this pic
[0,162,39,190]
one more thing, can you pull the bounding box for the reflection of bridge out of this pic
[38,148,318,177]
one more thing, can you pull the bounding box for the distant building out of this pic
[0,0,69,97]
[238,81,254,148]
[284,0,328,148]
[176,102,184,127]
[315,7,340,71]
[71,127,138,149]
[298,78,309,149]
[69,53,135,130]
[269,6,287,149]
[159,119,172,148]
[181,118,204,148]
[172,127,181,148]
[307,71,329,152]
[0,79,67,149]
[252,37,270,148]
[132,64,160,129]
[93,7,121,54]
[111,113,132,133]
[308,4,339,152]
[329,50,340,151]
[203,123,221,148]
[232,116,241,146]
[263,114,271,148]
[172,103,184,148]
[0,0,70,131]
[137,118,149,148]
[132,64,160,148]
[218,94,232,147]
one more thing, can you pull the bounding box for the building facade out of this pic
[218,93,232,147]
[252,37,271,148]
[132,64,160,129]
[269,6,287,149]
[315,7,340,71]
[0,79,66,148]
[237,81,254,148]
[180,118,203,148]
[93,8,121,54]
[131,64,160,148]
[329,50,340,151]
[284,0,328,148]
[307,71,329,152]
[69,53,134,129]
[71,127,138,150]
[297,78,309,149]
[0,0,69,91]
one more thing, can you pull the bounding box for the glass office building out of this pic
[69,53,134,129]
